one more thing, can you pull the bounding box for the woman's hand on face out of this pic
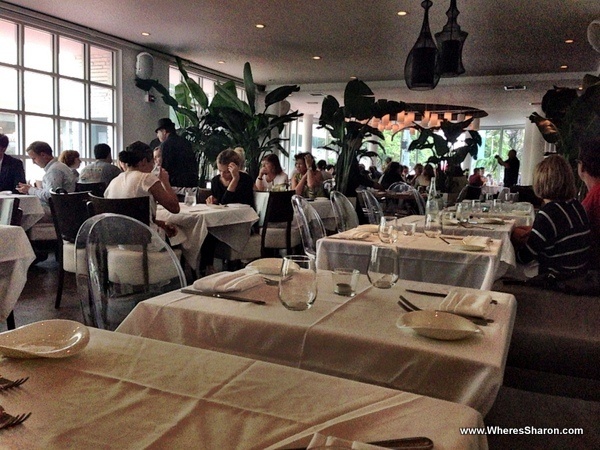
[228,162,240,179]
[158,167,170,184]
[304,154,314,167]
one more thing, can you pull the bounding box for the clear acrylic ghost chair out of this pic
[292,195,326,259]
[75,213,186,331]
[330,191,360,232]
[357,189,383,225]
[387,182,426,215]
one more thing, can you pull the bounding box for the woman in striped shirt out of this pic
[511,154,590,278]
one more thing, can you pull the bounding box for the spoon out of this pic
[0,320,90,359]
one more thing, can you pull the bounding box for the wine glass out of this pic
[378,216,399,244]
[424,213,442,238]
[367,245,399,289]
[278,255,317,311]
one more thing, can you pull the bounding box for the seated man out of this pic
[79,143,122,186]
[468,167,484,187]
[578,137,600,271]
[0,133,26,193]
[16,141,77,217]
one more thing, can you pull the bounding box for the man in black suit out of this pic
[0,134,26,193]
[155,118,198,188]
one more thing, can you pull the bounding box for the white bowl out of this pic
[397,310,481,340]
[0,320,90,359]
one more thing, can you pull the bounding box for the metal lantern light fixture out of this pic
[435,0,468,77]
[405,0,440,90]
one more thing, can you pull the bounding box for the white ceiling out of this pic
[5,0,600,126]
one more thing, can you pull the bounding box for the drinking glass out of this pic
[367,245,398,289]
[424,213,442,238]
[456,201,471,223]
[278,255,317,311]
[378,216,399,244]
[184,190,196,207]
[332,267,360,296]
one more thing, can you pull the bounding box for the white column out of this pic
[521,110,547,185]
[303,114,314,153]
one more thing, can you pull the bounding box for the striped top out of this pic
[517,200,591,275]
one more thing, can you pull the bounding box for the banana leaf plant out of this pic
[136,58,302,181]
[406,117,482,192]
[318,79,406,196]
[529,73,600,162]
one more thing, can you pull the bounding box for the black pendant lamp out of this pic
[405,0,440,91]
[435,0,468,77]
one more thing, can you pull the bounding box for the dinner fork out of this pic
[0,376,29,391]
[0,409,32,430]
[398,295,490,326]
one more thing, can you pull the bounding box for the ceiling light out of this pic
[218,60,225,64]
[565,39,574,44]
[504,85,527,91]
[397,11,408,16]
[255,24,265,29]
[141,32,150,36]
[349,76,357,79]
[405,0,439,90]
[312,56,321,60]
[560,65,568,69]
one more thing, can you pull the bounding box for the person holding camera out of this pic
[495,149,520,187]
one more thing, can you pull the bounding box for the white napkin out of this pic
[192,269,263,292]
[308,433,385,449]
[333,230,373,240]
[439,288,492,318]
[462,236,491,247]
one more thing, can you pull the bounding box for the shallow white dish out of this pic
[397,310,481,340]
[356,224,379,233]
[474,217,504,225]
[247,258,283,275]
[0,320,90,359]
[449,244,487,252]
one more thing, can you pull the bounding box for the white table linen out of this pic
[0,327,487,450]
[0,193,45,230]
[316,229,504,290]
[0,225,35,320]
[117,272,516,415]
[156,203,259,267]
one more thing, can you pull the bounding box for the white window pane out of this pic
[203,78,215,103]
[91,86,113,122]
[24,71,54,114]
[59,78,85,118]
[0,112,18,155]
[24,27,53,72]
[60,119,85,152]
[59,36,84,78]
[0,19,17,64]
[25,115,54,151]
[0,67,18,109]
[91,124,114,156]
[90,46,113,85]
[169,66,181,95]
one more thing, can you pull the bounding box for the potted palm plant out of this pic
[318,79,406,195]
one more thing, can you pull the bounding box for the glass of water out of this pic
[378,216,399,244]
[278,255,317,311]
[424,213,442,238]
[367,245,398,289]
[184,189,196,207]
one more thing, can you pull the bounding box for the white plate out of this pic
[449,244,487,252]
[473,217,504,224]
[397,310,481,340]
[0,320,90,359]
[247,258,283,275]
[356,224,379,233]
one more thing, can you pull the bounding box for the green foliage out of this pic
[318,79,406,195]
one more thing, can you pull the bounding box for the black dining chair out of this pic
[76,181,107,197]
[86,194,150,225]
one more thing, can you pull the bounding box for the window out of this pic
[0,17,118,180]
[478,127,525,182]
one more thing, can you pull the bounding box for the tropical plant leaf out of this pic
[265,85,300,108]
[213,81,252,115]
[344,79,375,120]
[243,62,256,115]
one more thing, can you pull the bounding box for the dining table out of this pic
[0,225,35,322]
[0,326,488,449]
[316,226,505,290]
[0,193,45,230]
[117,272,516,415]
[156,202,259,271]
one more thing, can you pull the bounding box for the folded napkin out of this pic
[439,288,492,318]
[462,236,491,247]
[333,230,373,240]
[308,433,385,450]
[192,269,263,292]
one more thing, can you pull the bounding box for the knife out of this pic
[405,289,447,298]
[180,288,266,305]
[286,436,433,450]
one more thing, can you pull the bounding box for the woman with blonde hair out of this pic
[511,154,590,278]
[206,148,254,206]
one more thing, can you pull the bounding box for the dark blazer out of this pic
[160,133,199,187]
[0,154,26,193]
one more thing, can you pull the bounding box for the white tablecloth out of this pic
[156,203,259,268]
[0,327,486,449]
[316,228,504,290]
[0,225,35,320]
[0,194,45,230]
[117,272,516,415]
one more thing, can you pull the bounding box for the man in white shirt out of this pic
[16,141,77,216]
[79,143,121,186]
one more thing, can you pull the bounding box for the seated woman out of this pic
[206,148,254,206]
[511,154,590,278]
[413,163,435,190]
[578,137,600,271]
[254,153,288,191]
[105,141,179,237]
[379,161,403,190]
[58,150,82,179]
[291,152,324,199]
